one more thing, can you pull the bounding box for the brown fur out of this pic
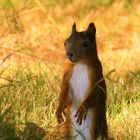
[56,23,108,140]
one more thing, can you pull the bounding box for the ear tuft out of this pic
[87,23,96,35]
[71,22,77,34]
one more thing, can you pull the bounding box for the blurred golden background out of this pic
[0,0,140,73]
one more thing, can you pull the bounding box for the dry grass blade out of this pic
[0,64,10,76]
[0,53,14,66]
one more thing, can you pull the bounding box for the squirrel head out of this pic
[64,23,98,63]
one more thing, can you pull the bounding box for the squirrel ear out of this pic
[71,22,77,34]
[86,23,96,35]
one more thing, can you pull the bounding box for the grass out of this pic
[107,71,140,139]
[0,0,140,139]
[0,62,60,139]
[0,61,139,140]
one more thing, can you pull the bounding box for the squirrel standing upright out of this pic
[56,23,108,140]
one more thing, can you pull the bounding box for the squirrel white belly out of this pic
[70,63,93,139]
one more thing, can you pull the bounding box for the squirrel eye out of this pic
[83,41,88,48]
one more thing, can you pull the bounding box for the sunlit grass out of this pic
[0,62,60,139]
[0,61,140,139]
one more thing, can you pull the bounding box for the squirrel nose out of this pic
[67,52,73,59]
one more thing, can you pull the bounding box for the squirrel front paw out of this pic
[56,103,66,123]
[75,103,88,125]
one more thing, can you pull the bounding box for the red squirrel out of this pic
[56,23,108,140]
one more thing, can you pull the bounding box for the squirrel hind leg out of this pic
[95,117,108,139]
[94,106,108,140]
